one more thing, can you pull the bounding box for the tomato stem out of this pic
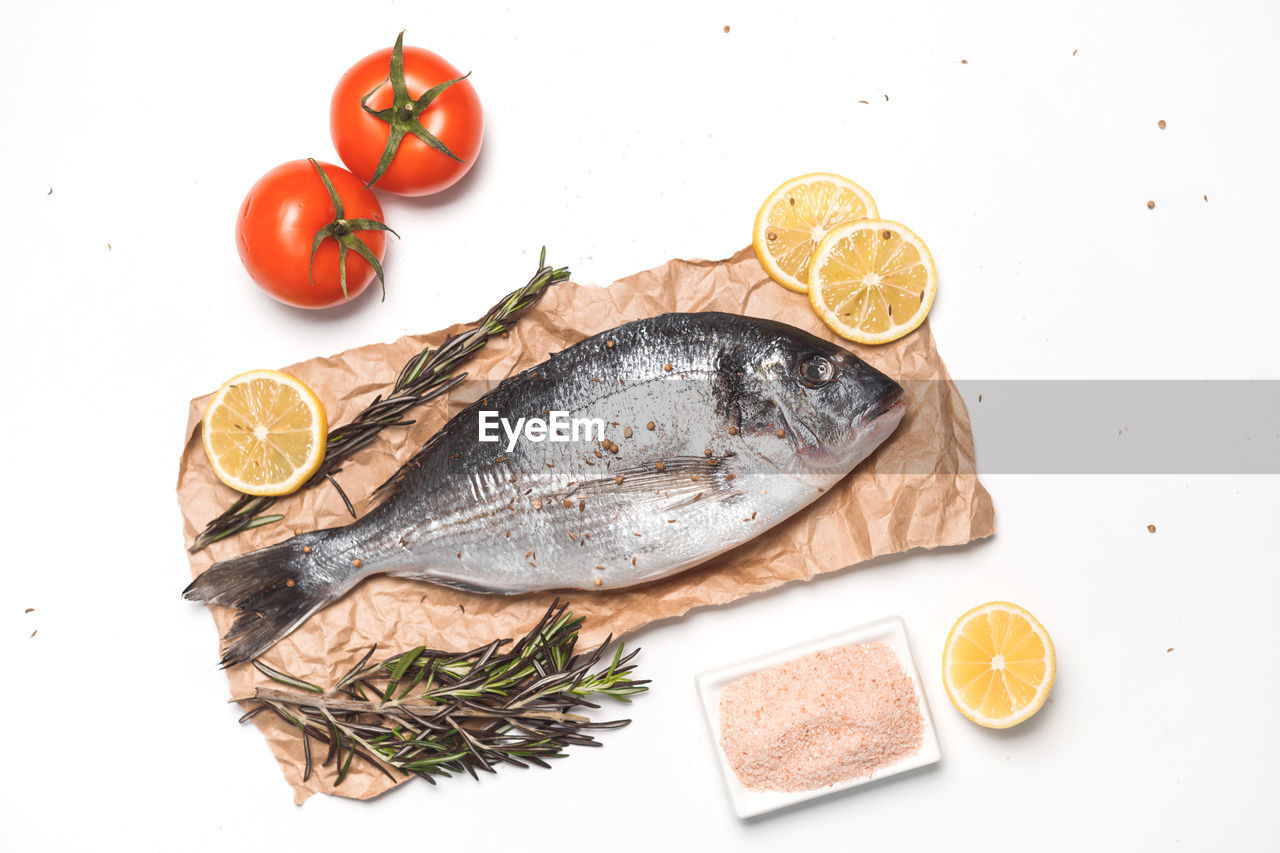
[359,30,469,189]
[307,159,399,301]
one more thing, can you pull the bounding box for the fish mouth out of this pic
[863,384,906,423]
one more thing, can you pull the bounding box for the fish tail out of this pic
[183,530,355,667]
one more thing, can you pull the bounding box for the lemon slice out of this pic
[808,219,938,345]
[942,601,1056,729]
[201,369,328,497]
[752,173,878,293]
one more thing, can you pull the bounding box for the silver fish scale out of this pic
[341,314,827,593]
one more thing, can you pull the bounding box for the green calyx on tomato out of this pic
[307,158,399,300]
[359,31,471,189]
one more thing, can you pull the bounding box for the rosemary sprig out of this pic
[190,250,570,552]
[233,602,649,786]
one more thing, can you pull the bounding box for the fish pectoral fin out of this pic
[662,487,738,511]
[388,569,519,595]
[572,454,742,509]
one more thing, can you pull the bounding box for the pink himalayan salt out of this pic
[718,642,923,792]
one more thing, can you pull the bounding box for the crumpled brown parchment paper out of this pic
[177,247,994,803]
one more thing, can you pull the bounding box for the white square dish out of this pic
[695,615,941,819]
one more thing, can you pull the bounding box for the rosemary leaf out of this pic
[252,659,324,694]
[335,645,379,691]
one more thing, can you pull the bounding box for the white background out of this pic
[3,1,1277,849]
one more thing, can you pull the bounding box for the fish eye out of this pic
[797,354,835,386]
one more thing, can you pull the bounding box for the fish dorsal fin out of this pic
[570,454,742,510]
[367,428,449,508]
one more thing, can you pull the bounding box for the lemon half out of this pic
[201,369,328,496]
[808,219,938,345]
[942,601,1056,729]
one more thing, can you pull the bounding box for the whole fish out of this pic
[185,312,906,665]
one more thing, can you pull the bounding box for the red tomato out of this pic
[330,36,483,196]
[235,160,389,309]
